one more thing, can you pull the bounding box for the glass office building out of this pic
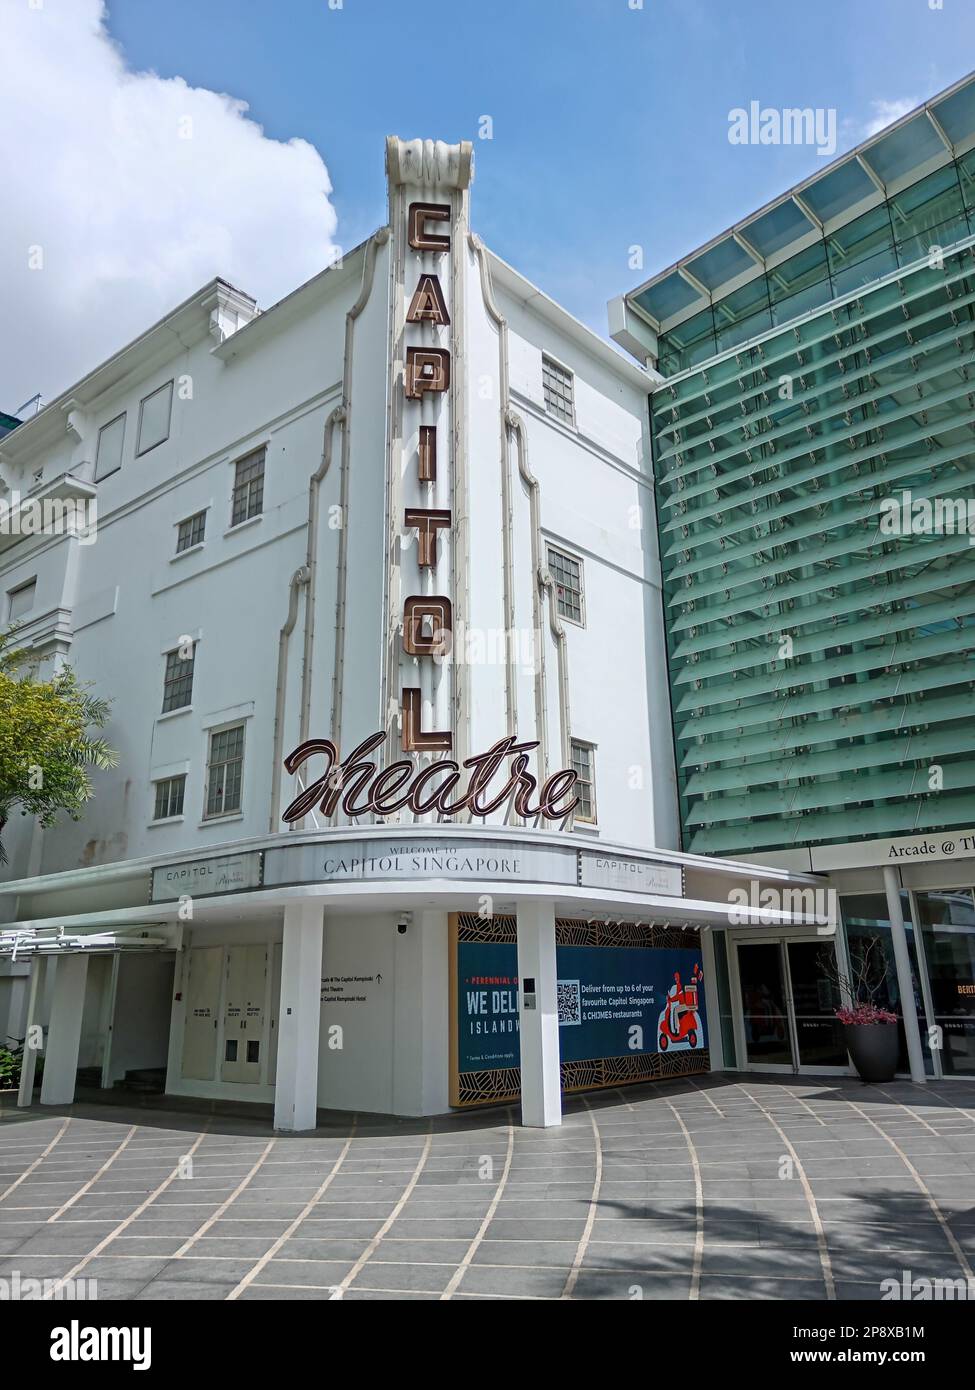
[613,73,975,1083]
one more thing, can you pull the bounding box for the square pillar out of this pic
[274,902,324,1132]
[882,866,926,1084]
[393,910,449,1116]
[40,953,89,1106]
[17,955,47,1107]
[516,900,561,1128]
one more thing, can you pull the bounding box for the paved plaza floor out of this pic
[1,1074,974,1301]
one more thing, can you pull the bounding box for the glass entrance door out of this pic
[785,941,847,1069]
[734,938,848,1073]
[736,942,793,1068]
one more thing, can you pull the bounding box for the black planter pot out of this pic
[843,1022,899,1082]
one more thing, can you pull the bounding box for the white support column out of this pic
[393,910,449,1116]
[40,953,89,1106]
[882,866,926,1085]
[274,902,325,1132]
[516,899,561,1128]
[17,956,46,1107]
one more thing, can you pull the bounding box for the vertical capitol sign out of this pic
[278,141,578,827]
[386,138,473,759]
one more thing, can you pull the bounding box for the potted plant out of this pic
[836,1001,900,1082]
[821,936,900,1082]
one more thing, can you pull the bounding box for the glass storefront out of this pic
[840,891,934,1077]
[714,890,975,1082]
[711,929,738,1068]
[915,889,975,1077]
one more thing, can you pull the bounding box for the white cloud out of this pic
[0,0,339,412]
[861,97,921,140]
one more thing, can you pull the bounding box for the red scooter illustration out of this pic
[658,964,703,1051]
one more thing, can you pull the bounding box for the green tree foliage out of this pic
[0,630,117,862]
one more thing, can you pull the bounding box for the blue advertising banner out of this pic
[456,940,707,1076]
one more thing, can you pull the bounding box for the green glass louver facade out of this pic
[651,214,975,855]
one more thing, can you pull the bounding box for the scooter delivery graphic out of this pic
[657,963,704,1051]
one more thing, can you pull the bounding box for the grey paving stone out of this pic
[348,1260,456,1292]
[236,1283,345,1300]
[13,1228,117,1257]
[137,1279,238,1300]
[340,1287,442,1300]
[569,1270,692,1300]
[369,1237,472,1263]
[153,1256,262,1283]
[697,1274,828,1299]
[472,1238,579,1267]
[372,1218,480,1240]
[254,1258,354,1287]
[275,1237,373,1261]
[453,1263,572,1297]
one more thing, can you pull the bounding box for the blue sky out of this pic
[6,0,975,411]
[104,0,975,334]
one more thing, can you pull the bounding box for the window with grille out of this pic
[161,645,195,713]
[570,740,596,822]
[205,724,244,818]
[231,447,265,526]
[153,775,186,821]
[176,510,207,553]
[542,355,575,424]
[547,546,584,624]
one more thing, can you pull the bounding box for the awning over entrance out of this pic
[0,823,832,946]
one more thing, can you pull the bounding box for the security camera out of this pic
[397,912,412,934]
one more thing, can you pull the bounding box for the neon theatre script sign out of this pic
[281,731,579,823]
[281,182,579,826]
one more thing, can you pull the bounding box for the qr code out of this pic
[557,979,581,1026]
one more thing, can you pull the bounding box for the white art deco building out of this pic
[0,138,821,1129]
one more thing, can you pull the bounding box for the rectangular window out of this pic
[542,355,575,425]
[161,645,195,714]
[547,546,584,625]
[570,739,596,823]
[7,579,36,623]
[95,413,125,481]
[205,724,245,818]
[153,775,186,821]
[176,510,207,553]
[230,447,265,526]
[137,381,174,455]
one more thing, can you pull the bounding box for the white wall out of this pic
[108,954,176,1084]
[0,961,30,1051]
[318,909,449,1117]
[0,249,390,881]
[78,953,113,1070]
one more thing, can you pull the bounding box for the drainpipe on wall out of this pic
[300,406,346,746]
[269,566,310,832]
[881,864,927,1084]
